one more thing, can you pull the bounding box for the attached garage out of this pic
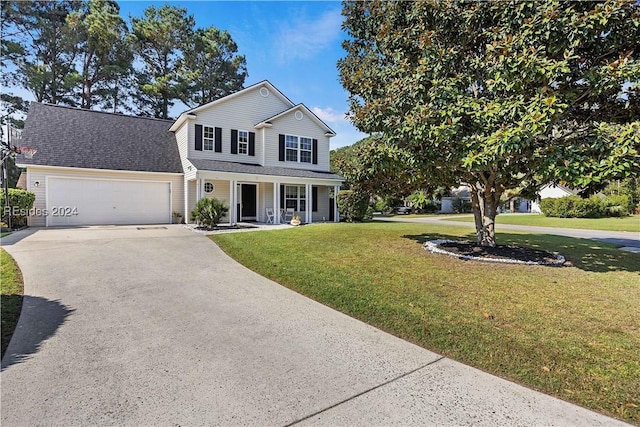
[47,177,171,226]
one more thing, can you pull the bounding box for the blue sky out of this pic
[118,0,366,148]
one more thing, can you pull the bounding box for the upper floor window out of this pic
[285,134,312,163]
[238,130,249,155]
[203,126,214,151]
[285,135,298,162]
[300,137,312,163]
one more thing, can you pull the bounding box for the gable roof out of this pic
[17,103,183,174]
[188,158,343,181]
[255,104,336,136]
[170,80,295,131]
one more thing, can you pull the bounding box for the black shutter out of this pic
[231,129,238,154]
[214,127,222,152]
[195,124,203,151]
[280,184,285,208]
[249,132,255,156]
[312,139,318,164]
[312,186,318,212]
[279,134,285,161]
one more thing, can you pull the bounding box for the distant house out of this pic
[530,184,576,213]
[440,186,472,213]
[16,81,343,227]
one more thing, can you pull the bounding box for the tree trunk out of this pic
[470,182,502,247]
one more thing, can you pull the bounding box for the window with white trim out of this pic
[285,134,312,163]
[285,185,306,211]
[300,137,312,163]
[203,126,214,151]
[285,135,298,162]
[238,130,248,155]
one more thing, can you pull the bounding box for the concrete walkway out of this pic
[1,226,629,426]
[376,214,640,252]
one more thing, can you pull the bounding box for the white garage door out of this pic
[47,177,171,226]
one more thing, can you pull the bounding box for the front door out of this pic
[241,184,257,221]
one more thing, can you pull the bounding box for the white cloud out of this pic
[276,9,342,63]
[311,106,347,124]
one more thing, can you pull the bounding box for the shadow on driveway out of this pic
[1,295,74,371]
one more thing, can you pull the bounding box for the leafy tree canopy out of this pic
[339,0,640,246]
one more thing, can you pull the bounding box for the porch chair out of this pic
[283,207,295,223]
[265,207,275,224]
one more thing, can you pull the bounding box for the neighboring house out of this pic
[440,186,472,213]
[16,81,343,227]
[530,184,576,213]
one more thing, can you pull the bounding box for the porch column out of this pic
[305,183,312,224]
[229,180,235,225]
[232,180,238,224]
[275,182,281,223]
[334,185,341,222]
[273,182,279,224]
[184,179,189,224]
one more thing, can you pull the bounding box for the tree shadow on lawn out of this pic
[402,232,639,273]
[1,296,75,371]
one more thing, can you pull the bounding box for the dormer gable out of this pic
[170,81,294,132]
[255,104,336,137]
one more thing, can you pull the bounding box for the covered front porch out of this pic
[185,171,341,225]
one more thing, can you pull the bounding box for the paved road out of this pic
[376,215,640,251]
[1,226,629,426]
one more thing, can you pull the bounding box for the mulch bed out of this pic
[425,240,566,266]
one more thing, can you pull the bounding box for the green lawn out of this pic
[211,222,640,424]
[447,213,640,232]
[1,248,24,359]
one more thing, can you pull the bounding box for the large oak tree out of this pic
[339,0,640,246]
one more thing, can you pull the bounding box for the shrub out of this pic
[540,195,630,218]
[423,201,441,213]
[190,198,228,229]
[0,189,36,228]
[337,190,370,222]
[602,194,630,217]
[452,196,472,213]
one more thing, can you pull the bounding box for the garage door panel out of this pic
[48,178,170,226]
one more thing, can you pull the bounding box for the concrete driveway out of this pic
[1,226,627,426]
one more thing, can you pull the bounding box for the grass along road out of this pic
[445,213,639,232]
[1,248,24,359]
[211,222,640,424]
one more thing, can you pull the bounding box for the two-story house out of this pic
[16,81,343,227]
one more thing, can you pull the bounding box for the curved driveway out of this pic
[1,226,628,426]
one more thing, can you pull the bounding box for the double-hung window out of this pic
[203,126,214,151]
[299,137,312,163]
[285,135,298,162]
[284,134,312,163]
[238,130,249,154]
[285,185,306,211]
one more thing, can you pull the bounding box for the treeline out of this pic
[1,0,248,120]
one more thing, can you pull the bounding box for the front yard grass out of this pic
[211,222,640,424]
[1,248,24,359]
[448,213,639,232]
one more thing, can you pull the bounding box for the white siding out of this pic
[188,84,292,163]
[175,122,197,181]
[264,112,331,171]
[531,185,573,213]
[258,182,275,222]
[26,166,183,227]
[312,186,331,222]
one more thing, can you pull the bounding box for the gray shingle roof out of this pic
[18,103,183,174]
[188,158,343,181]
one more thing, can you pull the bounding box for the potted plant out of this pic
[290,215,301,226]
[173,211,183,224]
